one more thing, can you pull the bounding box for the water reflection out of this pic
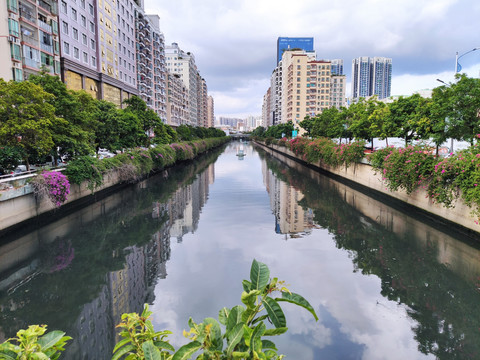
[0,141,479,360]
[258,145,480,359]
[0,148,222,359]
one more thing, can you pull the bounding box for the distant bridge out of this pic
[229,134,251,140]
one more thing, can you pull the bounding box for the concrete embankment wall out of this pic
[0,170,126,235]
[256,142,480,235]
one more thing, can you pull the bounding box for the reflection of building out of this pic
[169,165,213,242]
[263,162,314,235]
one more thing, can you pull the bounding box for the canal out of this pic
[1,141,480,359]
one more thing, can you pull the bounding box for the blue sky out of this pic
[146,0,480,118]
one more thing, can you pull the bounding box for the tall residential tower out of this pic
[351,56,392,100]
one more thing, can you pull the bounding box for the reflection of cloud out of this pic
[150,143,434,359]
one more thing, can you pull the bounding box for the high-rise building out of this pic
[135,12,167,119]
[59,0,138,106]
[330,59,344,75]
[351,56,392,100]
[165,42,199,125]
[276,37,314,64]
[1,1,13,81]
[207,95,214,128]
[5,0,60,82]
[166,72,188,127]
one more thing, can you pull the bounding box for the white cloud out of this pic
[145,0,480,118]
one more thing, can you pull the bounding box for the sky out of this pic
[145,0,480,119]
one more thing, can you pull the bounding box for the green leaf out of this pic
[143,340,163,360]
[262,297,286,328]
[31,352,49,359]
[203,318,223,351]
[242,308,256,325]
[226,322,245,355]
[251,314,268,325]
[232,351,250,359]
[250,322,266,346]
[227,305,245,333]
[37,330,67,350]
[0,350,17,360]
[261,340,277,350]
[241,290,260,309]
[263,327,288,336]
[153,340,175,352]
[242,280,252,292]
[112,344,136,360]
[276,292,319,321]
[172,341,202,360]
[218,307,230,326]
[112,338,131,354]
[250,259,270,291]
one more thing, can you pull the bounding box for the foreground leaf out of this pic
[250,259,270,291]
[262,297,286,328]
[37,331,67,350]
[226,322,245,355]
[143,341,163,360]
[172,341,202,360]
[276,292,319,321]
[263,328,288,336]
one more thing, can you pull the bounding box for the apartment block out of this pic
[1,0,13,80]
[197,76,207,127]
[165,42,198,126]
[5,0,60,81]
[352,56,392,100]
[207,95,214,128]
[59,0,138,106]
[135,11,167,119]
[166,72,188,127]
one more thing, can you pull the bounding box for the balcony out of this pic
[38,20,52,33]
[40,42,52,53]
[23,57,40,68]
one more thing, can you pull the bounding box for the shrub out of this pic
[31,171,71,207]
[64,156,103,191]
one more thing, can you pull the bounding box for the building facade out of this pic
[166,72,188,127]
[351,56,392,100]
[165,42,199,126]
[59,0,138,106]
[135,12,167,119]
[5,0,61,81]
[207,95,214,128]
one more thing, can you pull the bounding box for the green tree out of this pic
[437,74,480,146]
[0,80,58,170]
[387,94,423,146]
[29,72,95,162]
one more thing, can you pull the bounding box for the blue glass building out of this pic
[277,37,314,64]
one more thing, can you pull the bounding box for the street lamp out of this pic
[455,47,480,73]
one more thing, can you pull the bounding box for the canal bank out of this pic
[254,141,480,237]
[0,138,229,237]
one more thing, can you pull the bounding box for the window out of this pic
[10,43,21,61]
[81,15,86,27]
[73,47,79,58]
[72,27,78,40]
[83,51,88,63]
[82,33,87,45]
[71,8,77,21]
[89,21,95,33]
[80,0,85,8]
[8,19,19,37]
[61,1,67,13]
[88,4,93,15]
[62,21,68,34]
[90,39,95,49]
[13,68,23,81]
[63,41,70,54]
[91,56,96,66]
